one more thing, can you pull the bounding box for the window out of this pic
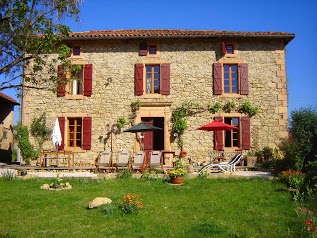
[224,117,240,147]
[224,64,238,93]
[57,64,93,97]
[214,116,250,150]
[57,117,92,150]
[139,43,159,56]
[226,44,234,54]
[135,63,170,96]
[68,118,82,148]
[213,63,248,95]
[69,65,83,95]
[149,45,157,55]
[2,131,7,139]
[221,41,237,56]
[73,46,81,56]
[146,65,160,93]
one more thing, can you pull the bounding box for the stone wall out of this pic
[24,37,289,163]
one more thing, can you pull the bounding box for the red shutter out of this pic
[161,63,170,95]
[222,41,227,55]
[214,117,224,150]
[241,117,251,150]
[83,64,93,97]
[135,64,144,96]
[213,63,222,95]
[82,117,92,150]
[57,65,66,97]
[58,117,65,150]
[240,63,249,95]
[139,43,148,56]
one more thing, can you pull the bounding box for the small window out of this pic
[2,131,8,139]
[149,45,157,55]
[73,47,81,56]
[226,44,234,54]
[224,117,240,148]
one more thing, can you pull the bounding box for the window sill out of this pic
[64,95,87,100]
[141,94,167,99]
[219,94,243,99]
[65,147,86,153]
[224,53,238,58]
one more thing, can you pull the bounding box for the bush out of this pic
[116,169,132,179]
[278,170,305,189]
[117,194,143,214]
[14,123,38,164]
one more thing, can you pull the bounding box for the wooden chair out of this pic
[113,149,131,171]
[95,150,113,173]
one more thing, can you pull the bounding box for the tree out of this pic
[0,0,82,92]
[30,112,51,152]
[277,107,317,172]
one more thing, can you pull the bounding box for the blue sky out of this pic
[4,0,317,123]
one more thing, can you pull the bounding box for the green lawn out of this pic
[0,177,304,238]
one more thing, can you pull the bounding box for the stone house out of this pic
[0,92,19,163]
[22,29,294,164]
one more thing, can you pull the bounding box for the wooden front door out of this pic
[142,118,154,152]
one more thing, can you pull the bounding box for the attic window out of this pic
[73,46,81,56]
[226,44,234,54]
[149,45,157,55]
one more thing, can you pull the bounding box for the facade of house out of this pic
[0,92,19,162]
[23,30,294,164]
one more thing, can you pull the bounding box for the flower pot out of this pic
[140,169,149,174]
[170,177,184,184]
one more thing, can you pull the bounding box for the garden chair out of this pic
[198,153,244,175]
[131,151,145,172]
[149,151,162,169]
[113,149,131,171]
[94,150,113,173]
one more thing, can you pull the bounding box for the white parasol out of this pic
[52,118,62,152]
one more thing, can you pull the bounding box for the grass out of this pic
[0,177,306,238]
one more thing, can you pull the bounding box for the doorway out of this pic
[141,117,164,152]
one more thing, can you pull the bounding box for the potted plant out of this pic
[117,116,126,131]
[139,165,150,174]
[169,168,186,184]
[179,151,187,158]
[169,158,186,184]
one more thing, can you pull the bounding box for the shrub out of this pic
[116,169,132,179]
[117,194,143,214]
[14,123,38,164]
[278,170,305,189]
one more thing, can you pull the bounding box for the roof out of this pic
[0,92,19,105]
[64,29,295,44]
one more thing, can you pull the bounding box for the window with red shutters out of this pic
[58,117,65,150]
[135,63,170,96]
[57,64,93,97]
[83,64,92,96]
[213,116,250,150]
[214,63,248,95]
[82,117,92,150]
[241,117,251,150]
[213,63,223,95]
